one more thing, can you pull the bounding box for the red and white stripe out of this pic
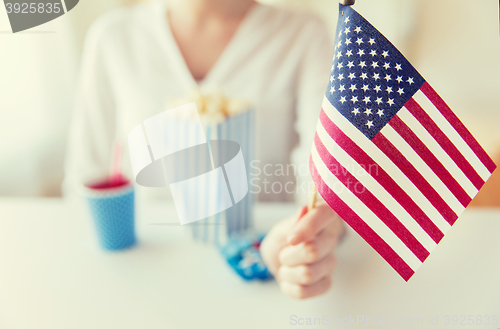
[311,82,495,280]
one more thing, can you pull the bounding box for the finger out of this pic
[260,208,309,277]
[279,276,332,299]
[287,204,337,245]
[278,254,337,285]
[279,229,338,266]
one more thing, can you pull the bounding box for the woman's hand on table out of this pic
[260,202,344,299]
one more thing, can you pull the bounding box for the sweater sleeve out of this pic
[62,18,118,196]
[291,17,333,205]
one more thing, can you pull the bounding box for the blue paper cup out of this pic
[80,178,136,251]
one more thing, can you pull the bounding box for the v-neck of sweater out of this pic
[151,0,266,91]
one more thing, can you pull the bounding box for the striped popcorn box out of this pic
[129,96,255,241]
[189,109,256,246]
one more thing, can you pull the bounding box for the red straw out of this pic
[111,142,123,185]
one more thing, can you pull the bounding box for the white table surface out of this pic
[0,198,498,329]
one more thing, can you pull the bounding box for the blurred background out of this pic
[0,0,499,205]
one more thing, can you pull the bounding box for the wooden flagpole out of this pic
[307,184,317,212]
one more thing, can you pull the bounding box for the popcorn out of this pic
[166,88,252,123]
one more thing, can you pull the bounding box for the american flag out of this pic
[310,4,496,280]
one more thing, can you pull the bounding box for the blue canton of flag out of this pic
[327,7,424,140]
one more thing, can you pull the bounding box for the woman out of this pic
[64,0,345,299]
